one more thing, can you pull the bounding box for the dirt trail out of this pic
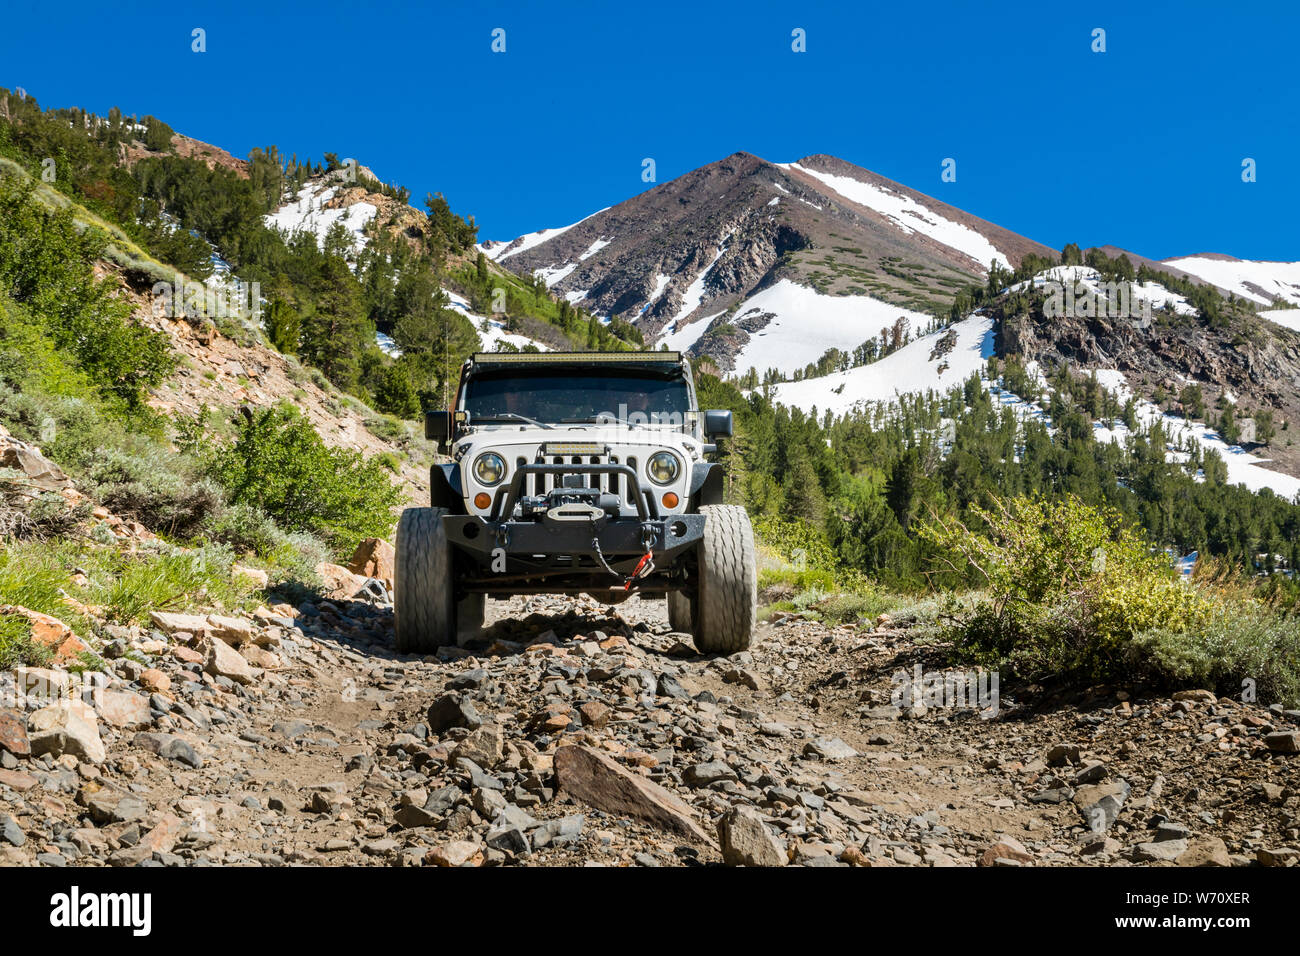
[2,591,1296,867]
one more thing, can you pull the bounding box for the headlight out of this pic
[473,452,507,486]
[647,451,680,485]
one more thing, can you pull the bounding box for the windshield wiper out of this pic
[472,413,553,429]
[561,416,638,427]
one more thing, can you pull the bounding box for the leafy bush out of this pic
[923,495,1215,680]
[88,446,224,537]
[207,501,329,586]
[207,404,401,557]
[753,514,870,593]
[0,176,175,410]
[1132,604,1300,707]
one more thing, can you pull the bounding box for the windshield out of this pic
[462,367,692,427]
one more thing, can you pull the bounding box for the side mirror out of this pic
[703,409,733,439]
[425,410,452,451]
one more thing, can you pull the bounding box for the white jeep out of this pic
[393,351,756,655]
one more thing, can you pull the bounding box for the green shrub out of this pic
[207,404,401,557]
[923,495,1215,680]
[207,501,329,586]
[88,446,224,538]
[1132,604,1300,707]
[0,176,175,410]
[0,614,50,670]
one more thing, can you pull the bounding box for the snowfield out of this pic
[442,288,551,352]
[1258,308,1300,334]
[478,208,610,262]
[1165,256,1300,307]
[1009,265,1198,317]
[725,279,934,377]
[768,312,994,411]
[659,310,726,353]
[783,163,1009,272]
[1090,371,1300,500]
[264,181,377,256]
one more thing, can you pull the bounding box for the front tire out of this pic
[667,590,693,632]
[692,505,757,654]
[394,507,456,652]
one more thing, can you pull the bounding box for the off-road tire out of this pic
[667,590,693,632]
[692,504,757,653]
[394,507,455,652]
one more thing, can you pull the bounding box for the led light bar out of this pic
[471,351,682,364]
[543,442,607,456]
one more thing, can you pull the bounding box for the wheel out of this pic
[691,505,757,654]
[667,589,694,632]
[394,507,456,652]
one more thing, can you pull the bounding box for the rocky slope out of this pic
[3,580,1296,868]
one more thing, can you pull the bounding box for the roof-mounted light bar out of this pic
[470,351,683,364]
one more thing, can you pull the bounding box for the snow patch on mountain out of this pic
[444,288,551,352]
[666,244,729,326]
[766,312,993,411]
[729,280,934,377]
[785,163,1008,272]
[479,208,610,262]
[1258,308,1300,334]
[264,181,377,255]
[1165,256,1300,307]
[659,310,727,353]
[1009,265,1197,316]
[1090,372,1299,499]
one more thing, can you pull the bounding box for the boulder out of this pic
[0,708,29,757]
[0,605,85,662]
[979,835,1036,866]
[148,611,211,638]
[347,538,395,589]
[11,666,70,700]
[451,723,504,769]
[1177,837,1232,867]
[27,701,105,764]
[204,635,260,685]
[94,690,153,730]
[717,806,786,866]
[1264,731,1299,754]
[315,562,369,600]
[0,441,69,490]
[139,669,171,695]
[231,564,269,589]
[553,744,711,842]
[206,614,254,646]
[425,841,484,867]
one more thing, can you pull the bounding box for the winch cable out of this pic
[591,535,656,590]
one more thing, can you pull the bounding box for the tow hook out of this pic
[639,523,658,551]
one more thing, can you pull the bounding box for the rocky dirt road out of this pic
[2,581,1298,867]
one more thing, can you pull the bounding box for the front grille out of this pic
[527,452,640,506]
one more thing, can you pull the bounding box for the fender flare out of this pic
[688,462,725,510]
[430,464,466,513]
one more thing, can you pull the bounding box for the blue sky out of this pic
[2,0,1296,260]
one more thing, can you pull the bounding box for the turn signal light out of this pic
[661,492,679,509]
[474,492,492,510]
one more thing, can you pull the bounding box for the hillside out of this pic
[2,85,1300,877]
